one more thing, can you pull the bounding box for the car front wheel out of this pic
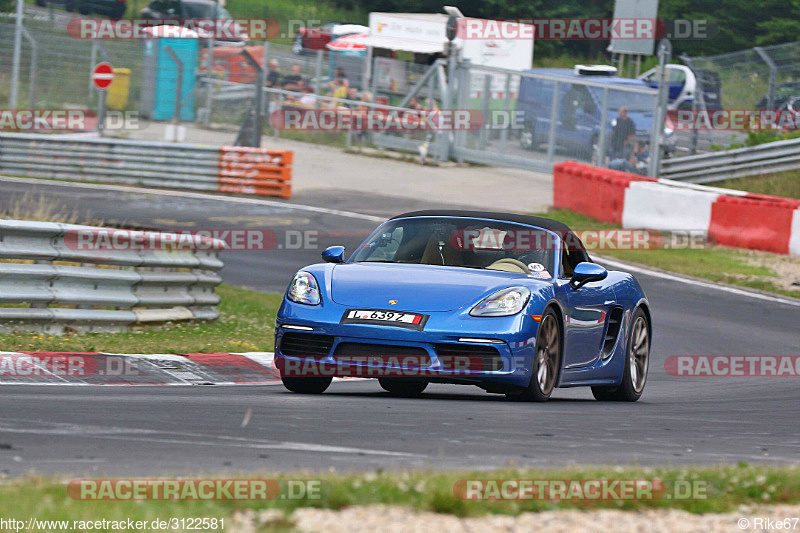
[281,376,331,394]
[592,308,650,402]
[507,308,561,402]
[379,378,428,396]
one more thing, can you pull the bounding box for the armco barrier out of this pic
[553,161,800,256]
[0,133,292,199]
[0,220,226,334]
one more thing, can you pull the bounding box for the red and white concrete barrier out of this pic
[554,161,800,255]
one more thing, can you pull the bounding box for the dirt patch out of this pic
[229,504,800,533]
[737,248,800,293]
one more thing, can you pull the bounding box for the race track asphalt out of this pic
[0,177,798,476]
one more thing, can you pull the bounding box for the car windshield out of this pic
[350,217,557,274]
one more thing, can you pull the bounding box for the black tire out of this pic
[281,376,331,394]
[292,33,305,55]
[592,307,650,402]
[506,308,562,402]
[379,378,428,396]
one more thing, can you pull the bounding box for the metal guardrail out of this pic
[0,219,226,334]
[0,133,293,198]
[660,137,800,183]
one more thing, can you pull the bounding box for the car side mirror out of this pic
[321,245,345,264]
[570,262,607,289]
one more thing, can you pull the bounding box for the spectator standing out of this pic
[609,106,635,160]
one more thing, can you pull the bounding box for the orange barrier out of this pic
[217,147,292,199]
[553,161,655,225]
[709,196,795,255]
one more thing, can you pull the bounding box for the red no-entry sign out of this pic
[91,62,114,90]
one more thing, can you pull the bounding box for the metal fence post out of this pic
[754,46,777,110]
[546,81,560,163]
[648,39,671,177]
[203,37,215,126]
[10,0,24,109]
[238,48,264,147]
[20,26,37,109]
[163,46,184,125]
[596,86,609,167]
[314,50,324,96]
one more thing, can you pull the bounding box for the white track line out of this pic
[0,175,384,222]
[596,256,800,308]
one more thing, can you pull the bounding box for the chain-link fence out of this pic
[682,41,800,111]
[0,18,142,111]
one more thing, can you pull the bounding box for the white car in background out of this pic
[638,64,722,110]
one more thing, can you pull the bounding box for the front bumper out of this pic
[275,298,540,387]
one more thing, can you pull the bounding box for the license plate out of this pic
[341,309,428,330]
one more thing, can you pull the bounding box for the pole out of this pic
[10,0,24,108]
[596,86,609,166]
[648,39,671,177]
[203,37,214,126]
[98,90,107,135]
[163,46,184,124]
[21,26,37,109]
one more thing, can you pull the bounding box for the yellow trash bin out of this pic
[106,68,131,110]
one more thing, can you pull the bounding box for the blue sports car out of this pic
[274,211,651,402]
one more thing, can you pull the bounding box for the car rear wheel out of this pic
[507,309,561,402]
[379,378,428,396]
[592,308,650,402]
[281,376,331,394]
[292,33,305,55]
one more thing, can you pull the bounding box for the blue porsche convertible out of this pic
[274,210,651,402]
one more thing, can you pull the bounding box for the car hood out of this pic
[329,263,548,312]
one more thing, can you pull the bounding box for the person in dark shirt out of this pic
[609,106,636,160]
[266,59,281,87]
[282,65,307,91]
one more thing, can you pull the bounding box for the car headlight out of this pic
[470,287,531,317]
[287,271,321,305]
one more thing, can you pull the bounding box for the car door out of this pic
[559,242,616,368]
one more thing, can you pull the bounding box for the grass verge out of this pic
[0,285,282,353]
[535,209,800,299]
[712,169,800,200]
[0,465,797,527]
